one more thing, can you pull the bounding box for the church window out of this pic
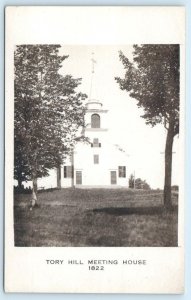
[64,166,74,178]
[118,166,126,178]
[92,138,101,147]
[94,155,99,164]
[93,138,99,146]
[91,114,100,128]
[91,138,101,147]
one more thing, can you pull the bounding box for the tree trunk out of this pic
[164,123,174,209]
[57,166,61,189]
[18,178,22,190]
[30,174,38,208]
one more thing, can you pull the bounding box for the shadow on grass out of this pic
[92,205,178,216]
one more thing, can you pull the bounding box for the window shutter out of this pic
[124,166,126,178]
[118,166,126,178]
[64,166,74,178]
[64,166,67,178]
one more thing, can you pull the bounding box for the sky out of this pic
[59,45,179,189]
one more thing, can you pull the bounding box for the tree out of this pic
[129,174,150,190]
[14,45,87,206]
[134,178,151,190]
[116,45,179,208]
[14,139,30,190]
[129,173,135,188]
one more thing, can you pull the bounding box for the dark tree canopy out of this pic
[116,45,179,136]
[116,45,180,208]
[129,174,150,190]
[14,45,87,191]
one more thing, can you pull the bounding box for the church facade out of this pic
[37,98,130,189]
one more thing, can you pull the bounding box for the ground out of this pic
[14,188,178,247]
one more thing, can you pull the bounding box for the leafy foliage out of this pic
[134,178,151,190]
[116,45,180,207]
[14,45,87,183]
[129,174,150,190]
[129,173,135,188]
[116,45,179,135]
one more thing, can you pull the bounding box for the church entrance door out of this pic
[110,171,117,185]
[76,171,82,185]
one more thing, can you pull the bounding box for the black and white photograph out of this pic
[14,44,180,247]
[5,6,185,293]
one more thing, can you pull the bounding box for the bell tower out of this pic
[84,53,108,139]
[62,52,129,189]
[84,100,108,134]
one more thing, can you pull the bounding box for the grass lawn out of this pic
[14,188,178,247]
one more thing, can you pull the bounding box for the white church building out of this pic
[21,55,131,190]
[36,97,130,189]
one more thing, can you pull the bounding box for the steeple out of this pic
[84,52,108,134]
[89,52,97,100]
[87,52,102,110]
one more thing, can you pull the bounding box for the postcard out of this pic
[5,6,185,293]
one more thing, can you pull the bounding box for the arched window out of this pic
[91,114,100,128]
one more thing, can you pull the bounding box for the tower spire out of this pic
[89,52,97,100]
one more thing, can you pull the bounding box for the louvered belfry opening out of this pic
[91,113,100,128]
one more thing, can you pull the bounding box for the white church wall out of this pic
[18,99,132,190]
[70,140,129,187]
